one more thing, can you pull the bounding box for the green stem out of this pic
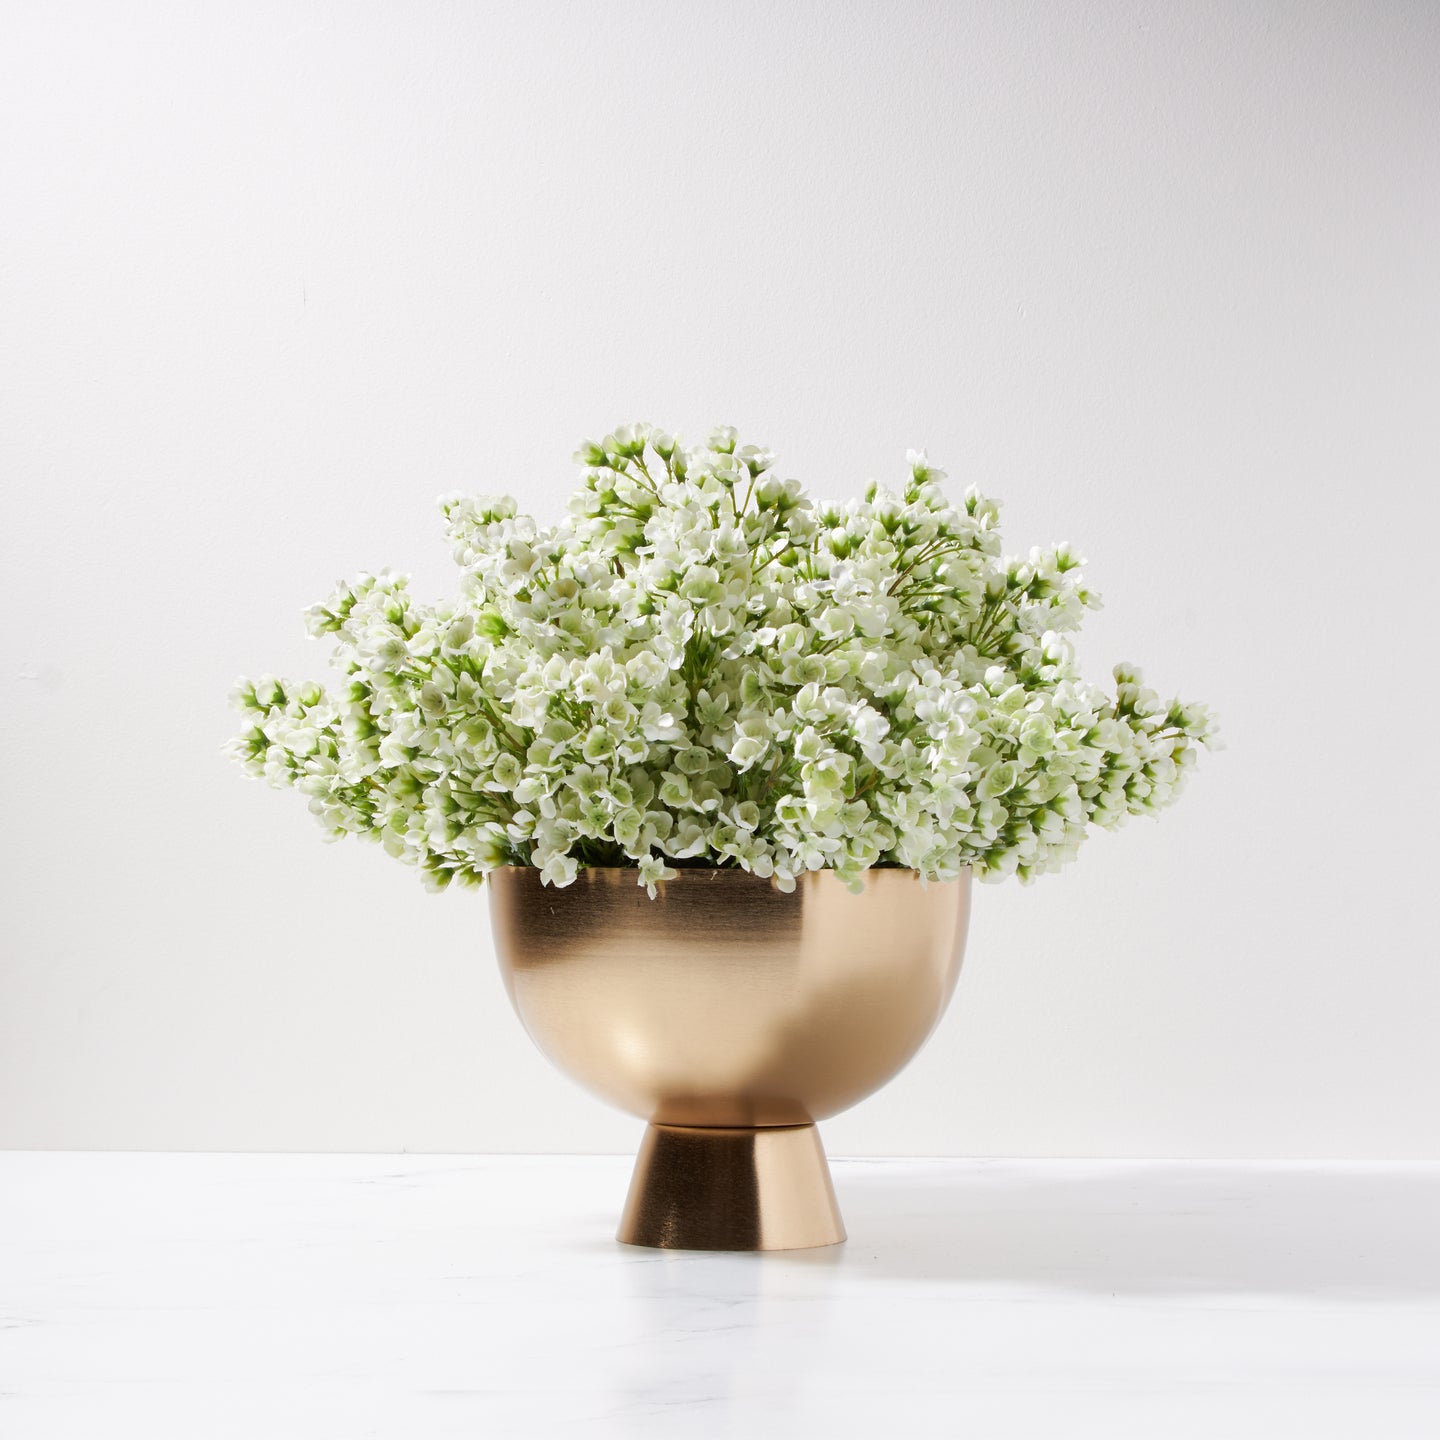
[752,540,793,576]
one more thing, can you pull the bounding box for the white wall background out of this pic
[2,0,1437,1158]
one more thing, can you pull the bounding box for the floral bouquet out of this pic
[230,425,1214,894]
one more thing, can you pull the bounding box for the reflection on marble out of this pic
[2,1153,1438,1437]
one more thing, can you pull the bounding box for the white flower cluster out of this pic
[229,425,1215,895]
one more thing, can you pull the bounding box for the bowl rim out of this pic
[485,864,970,882]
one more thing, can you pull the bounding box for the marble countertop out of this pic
[3,1153,1438,1438]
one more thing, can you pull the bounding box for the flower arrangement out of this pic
[229,425,1214,895]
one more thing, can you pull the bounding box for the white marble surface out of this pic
[2,1154,1438,1438]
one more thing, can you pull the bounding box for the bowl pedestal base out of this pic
[617,1122,847,1252]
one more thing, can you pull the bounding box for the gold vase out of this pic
[488,865,971,1251]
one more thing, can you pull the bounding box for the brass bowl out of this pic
[488,865,971,1250]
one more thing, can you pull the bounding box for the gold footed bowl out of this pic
[488,866,971,1251]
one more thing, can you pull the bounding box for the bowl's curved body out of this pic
[487,865,971,1249]
[489,866,971,1128]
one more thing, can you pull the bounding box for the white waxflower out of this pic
[539,852,579,887]
[232,423,1212,892]
[637,854,676,897]
[722,713,767,767]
